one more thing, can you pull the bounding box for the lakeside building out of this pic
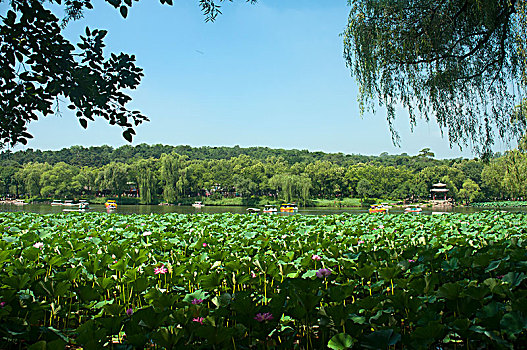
[431,182,449,200]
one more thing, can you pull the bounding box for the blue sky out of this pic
[7,0,509,158]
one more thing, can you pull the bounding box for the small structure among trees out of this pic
[430,183,449,200]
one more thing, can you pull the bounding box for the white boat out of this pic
[51,200,63,206]
[263,205,277,213]
[246,208,260,213]
[405,207,422,213]
[62,200,77,207]
[63,201,89,212]
[192,201,204,208]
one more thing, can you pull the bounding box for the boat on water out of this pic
[51,200,63,206]
[62,200,77,207]
[105,200,118,209]
[246,208,260,213]
[405,207,422,213]
[192,201,204,208]
[280,203,298,213]
[63,201,90,212]
[0,199,27,205]
[263,205,277,213]
[369,205,388,213]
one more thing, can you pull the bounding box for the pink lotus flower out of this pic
[358,240,365,244]
[202,243,207,247]
[126,308,133,316]
[192,298,203,305]
[254,312,273,322]
[33,242,44,249]
[154,264,168,275]
[193,317,204,324]
[251,272,257,278]
[0,302,5,307]
[316,268,332,278]
[311,254,321,261]
[408,259,415,263]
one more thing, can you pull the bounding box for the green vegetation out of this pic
[0,211,526,348]
[1,144,526,205]
[471,201,527,208]
[310,198,362,208]
[345,0,527,153]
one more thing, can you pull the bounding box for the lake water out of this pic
[1,203,526,215]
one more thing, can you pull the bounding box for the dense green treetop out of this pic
[0,144,454,168]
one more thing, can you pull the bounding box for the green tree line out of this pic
[1,145,525,204]
[0,144,456,168]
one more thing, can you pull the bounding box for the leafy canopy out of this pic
[344,0,527,154]
[0,0,255,148]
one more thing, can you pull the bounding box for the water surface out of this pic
[1,203,526,215]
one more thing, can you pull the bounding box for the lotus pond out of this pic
[470,201,527,208]
[0,211,526,349]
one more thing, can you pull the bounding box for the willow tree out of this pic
[97,162,129,198]
[503,149,527,197]
[269,173,311,205]
[344,0,527,154]
[159,153,185,202]
[133,158,158,204]
[15,162,51,197]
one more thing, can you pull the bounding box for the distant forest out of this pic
[0,144,448,167]
[0,144,525,205]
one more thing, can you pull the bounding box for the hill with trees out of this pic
[1,144,524,205]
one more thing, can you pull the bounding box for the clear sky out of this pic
[6,0,511,158]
